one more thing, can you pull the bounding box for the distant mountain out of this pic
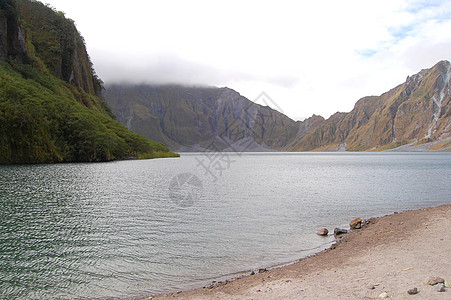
[0,0,176,163]
[104,62,451,152]
[104,85,299,151]
[290,60,451,151]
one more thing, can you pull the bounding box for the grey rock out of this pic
[437,283,445,292]
[407,287,418,295]
[334,228,348,236]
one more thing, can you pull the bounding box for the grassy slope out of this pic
[0,0,177,164]
[0,62,177,163]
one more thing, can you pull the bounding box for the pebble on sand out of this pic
[424,276,445,285]
[378,292,389,299]
[436,283,445,292]
[407,287,418,295]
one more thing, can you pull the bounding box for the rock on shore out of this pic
[350,217,362,229]
[316,228,329,236]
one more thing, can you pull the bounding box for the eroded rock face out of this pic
[0,16,7,60]
[18,0,103,98]
[291,61,451,152]
[0,0,29,64]
[104,85,299,151]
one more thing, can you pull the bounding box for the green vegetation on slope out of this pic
[19,0,104,97]
[0,62,177,163]
[0,0,177,163]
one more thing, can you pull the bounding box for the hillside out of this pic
[0,0,177,164]
[289,60,451,151]
[104,85,298,151]
[105,61,451,152]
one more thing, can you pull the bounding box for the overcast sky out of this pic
[46,0,451,120]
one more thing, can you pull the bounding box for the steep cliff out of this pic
[345,60,451,151]
[288,61,451,151]
[0,0,28,63]
[19,0,104,98]
[0,0,176,164]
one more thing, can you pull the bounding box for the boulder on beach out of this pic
[334,228,348,236]
[350,217,362,229]
[316,228,329,236]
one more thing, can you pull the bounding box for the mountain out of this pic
[289,60,451,151]
[104,60,451,152]
[104,85,299,151]
[0,0,177,164]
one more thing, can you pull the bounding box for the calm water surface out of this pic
[0,153,450,299]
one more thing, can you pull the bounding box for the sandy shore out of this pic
[152,205,451,299]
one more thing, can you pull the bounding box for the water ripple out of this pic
[0,153,450,298]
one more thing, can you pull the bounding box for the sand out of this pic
[151,205,451,299]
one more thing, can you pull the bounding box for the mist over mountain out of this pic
[104,85,298,152]
[104,61,451,152]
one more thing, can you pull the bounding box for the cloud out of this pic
[47,0,451,120]
[94,51,301,89]
[358,0,451,60]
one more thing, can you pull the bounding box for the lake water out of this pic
[1,153,450,299]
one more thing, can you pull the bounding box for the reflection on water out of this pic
[0,153,450,298]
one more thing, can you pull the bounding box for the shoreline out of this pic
[151,204,451,299]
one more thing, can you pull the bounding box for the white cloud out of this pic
[46,0,451,120]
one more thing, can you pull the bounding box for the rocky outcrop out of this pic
[290,61,451,151]
[346,61,451,150]
[0,0,29,63]
[0,0,103,98]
